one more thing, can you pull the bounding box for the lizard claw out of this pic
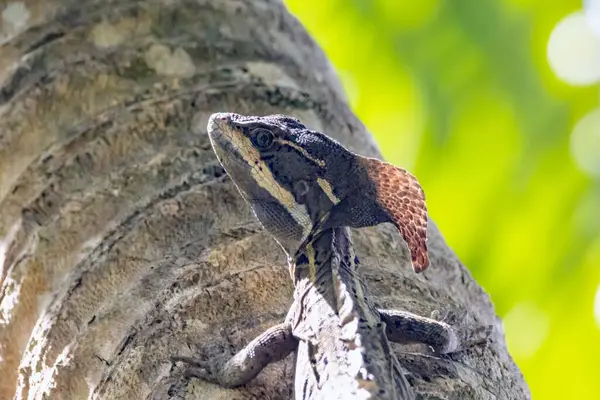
[430,309,460,325]
[426,310,494,354]
[429,309,446,322]
[445,324,494,354]
[171,354,221,384]
[170,355,208,368]
[183,366,219,382]
[460,324,494,348]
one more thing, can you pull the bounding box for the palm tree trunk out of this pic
[0,0,528,398]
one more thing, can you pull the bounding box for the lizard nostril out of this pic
[212,113,230,123]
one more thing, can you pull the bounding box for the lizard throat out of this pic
[208,115,313,255]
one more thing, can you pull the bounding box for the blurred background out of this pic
[285,0,600,398]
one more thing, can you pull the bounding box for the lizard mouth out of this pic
[207,113,247,171]
[206,113,261,200]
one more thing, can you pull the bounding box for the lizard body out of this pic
[289,227,414,399]
[172,113,483,399]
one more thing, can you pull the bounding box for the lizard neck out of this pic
[288,226,367,318]
[290,228,347,318]
[291,227,367,320]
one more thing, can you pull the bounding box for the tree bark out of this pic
[0,0,529,399]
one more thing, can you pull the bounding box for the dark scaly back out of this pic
[207,113,429,272]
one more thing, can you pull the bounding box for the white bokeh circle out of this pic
[584,0,600,38]
[570,108,600,176]
[547,11,600,86]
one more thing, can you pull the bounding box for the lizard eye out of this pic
[252,128,274,150]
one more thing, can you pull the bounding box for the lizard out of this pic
[171,113,484,399]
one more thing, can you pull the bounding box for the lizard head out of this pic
[207,112,430,272]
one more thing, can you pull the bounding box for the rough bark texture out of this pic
[0,0,529,399]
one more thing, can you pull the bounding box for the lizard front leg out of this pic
[378,309,492,355]
[171,322,297,388]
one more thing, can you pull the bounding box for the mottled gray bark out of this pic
[0,0,529,399]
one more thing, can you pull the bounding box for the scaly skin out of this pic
[172,226,461,399]
[289,227,415,399]
[171,113,489,399]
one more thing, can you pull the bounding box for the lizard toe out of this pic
[170,355,209,368]
[172,355,224,384]
[461,324,494,348]
[183,367,220,383]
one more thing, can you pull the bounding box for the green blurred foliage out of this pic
[285,0,600,398]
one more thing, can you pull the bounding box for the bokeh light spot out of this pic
[585,0,600,38]
[547,11,600,86]
[570,108,600,176]
[504,302,550,359]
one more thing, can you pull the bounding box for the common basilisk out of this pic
[172,113,485,399]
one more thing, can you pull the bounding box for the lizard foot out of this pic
[170,354,223,385]
[170,323,296,388]
[428,310,494,354]
[435,324,493,355]
[456,324,494,351]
